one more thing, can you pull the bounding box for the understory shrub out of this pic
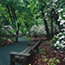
[44,57,60,65]
[0,25,15,42]
[30,24,46,37]
[51,19,65,50]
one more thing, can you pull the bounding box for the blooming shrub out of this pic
[51,19,65,50]
[30,24,46,37]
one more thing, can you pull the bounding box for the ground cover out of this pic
[30,40,65,65]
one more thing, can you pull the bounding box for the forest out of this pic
[0,0,65,65]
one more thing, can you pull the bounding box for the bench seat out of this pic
[10,40,41,65]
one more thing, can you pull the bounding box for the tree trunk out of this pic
[54,13,61,32]
[41,8,50,39]
[6,4,13,24]
[11,6,19,42]
[50,13,54,38]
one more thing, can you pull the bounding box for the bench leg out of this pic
[36,47,39,53]
[10,54,15,65]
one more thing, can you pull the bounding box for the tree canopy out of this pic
[0,0,65,41]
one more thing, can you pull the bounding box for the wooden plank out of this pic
[10,40,41,65]
[31,40,40,49]
[10,52,30,56]
[10,54,15,65]
[15,56,24,59]
[10,40,40,56]
[23,40,41,54]
[22,46,31,53]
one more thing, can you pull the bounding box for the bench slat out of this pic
[22,46,31,53]
[31,41,40,49]
[10,52,30,56]
[10,41,40,56]
[10,40,41,65]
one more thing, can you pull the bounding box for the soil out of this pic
[31,40,65,65]
[31,37,47,41]
[0,40,14,47]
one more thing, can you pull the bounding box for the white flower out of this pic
[54,44,57,46]
[53,0,58,2]
[63,32,65,34]
[59,32,62,35]
[45,13,47,16]
[61,40,65,43]
[57,47,59,49]
[58,43,65,48]
[61,29,65,31]
[4,25,8,28]
[63,14,65,17]
[57,32,62,37]
[59,36,64,40]
[56,41,59,44]
[52,3,55,6]
[57,19,60,21]
[60,20,65,25]
[60,44,63,46]
[58,8,63,13]
[57,34,59,37]
[63,13,65,17]
[63,24,65,27]
[59,16,62,20]
[55,36,58,38]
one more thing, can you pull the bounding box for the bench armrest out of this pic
[10,52,30,56]
[31,40,41,49]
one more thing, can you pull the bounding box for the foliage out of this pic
[39,47,45,55]
[0,25,15,42]
[0,0,65,42]
[29,64,31,65]
[44,57,60,65]
[51,18,65,50]
[30,24,46,37]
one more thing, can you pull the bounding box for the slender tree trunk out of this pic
[54,13,61,32]
[41,8,50,39]
[6,5,18,42]
[39,0,50,39]
[11,6,19,42]
[6,4,13,24]
[50,12,54,38]
[11,7,17,21]
[11,6,17,27]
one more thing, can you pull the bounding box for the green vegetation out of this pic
[0,0,65,48]
[51,19,65,51]
[44,58,60,65]
[39,47,45,55]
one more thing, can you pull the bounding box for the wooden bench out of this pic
[10,40,41,65]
